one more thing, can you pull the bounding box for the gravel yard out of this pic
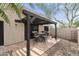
[43,39,79,56]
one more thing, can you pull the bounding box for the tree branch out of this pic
[64,4,70,23]
[73,14,79,19]
[71,4,77,25]
[53,16,65,26]
[74,6,79,16]
[71,4,76,19]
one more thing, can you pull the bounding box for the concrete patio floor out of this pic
[12,38,60,56]
[0,38,61,56]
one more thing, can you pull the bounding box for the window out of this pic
[44,26,49,31]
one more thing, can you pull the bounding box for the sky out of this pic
[23,3,68,24]
[23,3,45,14]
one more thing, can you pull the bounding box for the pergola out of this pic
[15,9,57,56]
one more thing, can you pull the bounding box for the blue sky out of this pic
[23,3,67,24]
[23,3,45,14]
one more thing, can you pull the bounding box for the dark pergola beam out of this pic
[55,24,57,40]
[15,18,27,23]
[22,9,47,21]
[15,18,31,56]
[15,20,23,23]
[30,16,36,23]
[23,9,57,24]
[25,16,31,56]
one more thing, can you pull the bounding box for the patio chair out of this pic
[42,33,48,42]
[33,32,40,42]
[37,31,48,42]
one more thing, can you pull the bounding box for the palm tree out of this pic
[0,3,24,24]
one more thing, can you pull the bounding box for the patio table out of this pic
[37,32,48,42]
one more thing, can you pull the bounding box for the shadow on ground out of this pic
[43,39,79,56]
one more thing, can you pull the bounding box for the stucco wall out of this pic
[4,23,24,45]
[39,24,52,34]
[39,25,44,32]
[50,27,78,42]
[0,10,24,45]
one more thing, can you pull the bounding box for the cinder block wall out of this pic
[50,28,78,42]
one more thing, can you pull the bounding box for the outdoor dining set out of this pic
[32,31,49,42]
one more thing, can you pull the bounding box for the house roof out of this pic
[15,8,57,25]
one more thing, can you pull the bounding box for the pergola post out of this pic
[55,23,57,40]
[37,25,39,32]
[25,15,31,56]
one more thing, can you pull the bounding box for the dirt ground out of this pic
[43,39,79,56]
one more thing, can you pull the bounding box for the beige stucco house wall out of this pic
[0,9,24,45]
[39,24,54,35]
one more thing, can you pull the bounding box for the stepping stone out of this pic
[31,50,39,56]
[16,50,22,56]
[32,47,44,55]
[12,47,39,56]
[12,50,24,56]
[23,48,26,51]
[22,47,39,56]
[19,49,26,56]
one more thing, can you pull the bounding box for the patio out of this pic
[0,38,60,56]
[1,38,79,56]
